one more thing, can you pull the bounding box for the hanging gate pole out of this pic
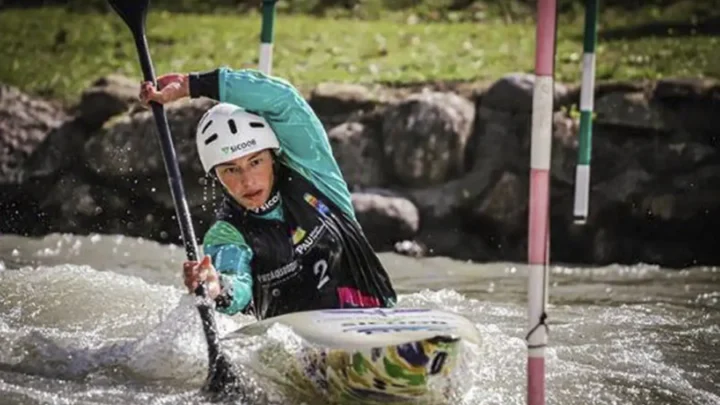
[258,0,277,74]
[572,0,600,225]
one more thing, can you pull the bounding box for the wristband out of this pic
[188,69,220,100]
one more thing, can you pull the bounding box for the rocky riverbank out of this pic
[1,73,718,268]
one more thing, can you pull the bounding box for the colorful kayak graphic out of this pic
[294,336,463,404]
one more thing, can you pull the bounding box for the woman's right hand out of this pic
[182,255,222,300]
[139,73,189,106]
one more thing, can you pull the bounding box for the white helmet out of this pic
[195,102,280,174]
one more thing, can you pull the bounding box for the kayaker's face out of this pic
[214,150,275,210]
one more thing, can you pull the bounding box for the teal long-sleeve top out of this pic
[193,67,355,315]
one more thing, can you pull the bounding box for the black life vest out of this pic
[217,163,397,320]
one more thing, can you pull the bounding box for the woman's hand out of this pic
[139,73,189,106]
[183,255,222,300]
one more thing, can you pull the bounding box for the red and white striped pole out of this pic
[527,1,556,405]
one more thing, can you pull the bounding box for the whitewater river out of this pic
[0,233,717,405]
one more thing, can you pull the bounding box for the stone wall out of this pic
[1,73,718,268]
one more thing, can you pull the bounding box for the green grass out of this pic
[0,2,718,106]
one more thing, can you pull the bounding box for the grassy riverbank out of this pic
[0,0,717,105]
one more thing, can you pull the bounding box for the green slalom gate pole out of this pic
[258,0,277,74]
[572,0,599,225]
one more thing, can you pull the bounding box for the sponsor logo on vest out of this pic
[303,193,331,215]
[294,224,325,255]
[336,287,381,308]
[291,227,306,245]
[221,138,257,155]
[257,260,301,284]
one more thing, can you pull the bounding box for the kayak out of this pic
[223,307,480,403]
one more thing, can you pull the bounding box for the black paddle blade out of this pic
[203,354,244,397]
[107,0,150,35]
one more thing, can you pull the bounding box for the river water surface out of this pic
[0,233,718,405]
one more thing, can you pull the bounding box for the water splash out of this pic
[120,295,210,386]
[0,235,717,405]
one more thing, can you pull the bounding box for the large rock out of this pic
[481,73,569,113]
[21,119,90,181]
[413,217,497,262]
[469,107,579,179]
[84,98,212,177]
[466,73,575,187]
[653,77,720,100]
[382,91,475,187]
[466,106,522,173]
[352,191,419,251]
[308,83,381,128]
[0,84,70,235]
[408,169,492,221]
[327,119,386,189]
[594,91,666,131]
[651,78,720,143]
[77,74,140,130]
[0,84,67,185]
[638,164,720,221]
[635,142,716,174]
[595,168,653,206]
[470,171,528,235]
[82,98,216,209]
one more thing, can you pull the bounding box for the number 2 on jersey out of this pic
[314,259,329,289]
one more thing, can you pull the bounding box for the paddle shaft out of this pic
[132,28,225,385]
[106,0,232,390]
[134,39,199,260]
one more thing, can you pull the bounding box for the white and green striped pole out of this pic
[258,0,277,75]
[572,0,599,225]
